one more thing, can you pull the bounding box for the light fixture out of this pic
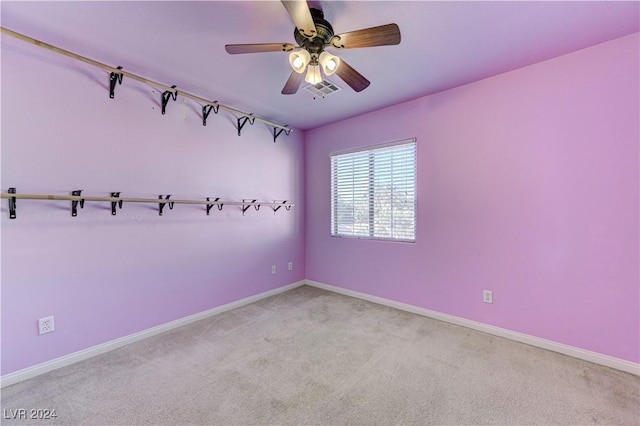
[305,64,322,85]
[319,51,340,76]
[290,49,341,86]
[289,49,310,74]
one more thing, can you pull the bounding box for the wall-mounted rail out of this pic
[1,189,293,219]
[0,27,292,141]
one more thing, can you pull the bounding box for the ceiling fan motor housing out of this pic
[294,8,334,63]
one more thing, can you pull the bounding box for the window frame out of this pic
[330,138,417,243]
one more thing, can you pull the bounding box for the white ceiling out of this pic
[2,1,638,130]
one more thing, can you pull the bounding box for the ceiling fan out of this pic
[225,0,401,95]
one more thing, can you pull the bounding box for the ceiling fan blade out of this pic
[331,23,401,49]
[282,70,305,95]
[225,43,296,54]
[335,59,370,92]
[281,0,317,38]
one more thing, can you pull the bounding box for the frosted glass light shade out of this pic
[305,65,322,84]
[289,49,311,74]
[319,51,341,76]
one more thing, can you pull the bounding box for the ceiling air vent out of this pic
[304,79,342,99]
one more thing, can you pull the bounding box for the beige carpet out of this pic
[1,285,639,425]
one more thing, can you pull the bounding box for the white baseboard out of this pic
[0,280,305,388]
[304,279,640,376]
[3,278,637,387]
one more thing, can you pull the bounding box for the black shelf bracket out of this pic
[202,103,220,126]
[237,114,255,136]
[242,199,259,216]
[8,187,16,219]
[110,192,123,216]
[206,197,223,215]
[161,86,178,115]
[71,190,85,217]
[272,200,291,213]
[158,195,174,216]
[109,66,123,99]
[273,126,291,143]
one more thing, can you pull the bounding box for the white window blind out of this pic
[331,139,416,242]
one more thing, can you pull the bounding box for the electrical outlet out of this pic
[38,316,55,334]
[288,262,293,271]
[483,290,493,304]
[271,265,276,275]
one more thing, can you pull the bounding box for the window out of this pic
[331,138,416,242]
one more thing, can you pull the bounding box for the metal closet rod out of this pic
[0,26,292,132]
[1,190,294,219]
[0,192,292,207]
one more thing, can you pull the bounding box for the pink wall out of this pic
[305,34,639,363]
[1,36,305,374]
